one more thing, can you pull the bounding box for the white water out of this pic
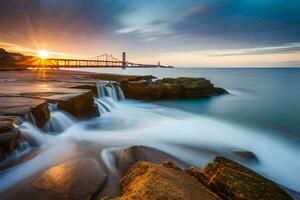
[95,82,125,114]
[44,111,77,133]
[20,122,53,146]
[97,82,125,101]
[1,83,300,195]
[65,100,300,192]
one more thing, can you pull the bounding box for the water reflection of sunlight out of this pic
[35,83,53,92]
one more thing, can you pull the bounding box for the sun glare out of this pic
[38,50,49,59]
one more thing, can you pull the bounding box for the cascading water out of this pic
[95,82,125,114]
[97,82,125,101]
[20,122,52,146]
[44,111,77,133]
[43,103,76,133]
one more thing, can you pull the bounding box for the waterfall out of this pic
[48,102,58,112]
[43,103,76,133]
[16,112,37,126]
[44,111,76,133]
[20,122,52,146]
[97,82,125,101]
[96,82,125,114]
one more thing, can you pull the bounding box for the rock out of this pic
[214,87,229,95]
[233,150,259,162]
[121,77,228,100]
[116,146,187,176]
[160,77,215,98]
[121,81,162,99]
[1,158,108,200]
[57,91,99,119]
[0,97,50,127]
[116,161,218,200]
[162,160,182,170]
[187,156,293,200]
[31,101,51,127]
[161,83,185,99]
[71,84,98,97]
[0,120,20,159]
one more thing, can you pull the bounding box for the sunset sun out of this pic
[38,50,49,59]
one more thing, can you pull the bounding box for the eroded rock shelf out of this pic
[0,70,227,160]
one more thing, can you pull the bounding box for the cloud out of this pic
[208,43,300,57]
[1,0,300,67]
[172,0,300,47]
[0,0,131,44]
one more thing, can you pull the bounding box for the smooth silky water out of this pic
[1,69,300,195]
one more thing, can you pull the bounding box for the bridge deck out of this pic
[30,58,163,68]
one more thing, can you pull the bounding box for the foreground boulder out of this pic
[121,77,228,100]
[116,161,218,200]
[116,145,187,176]
[1,158,107,200]
[187,156,292,200]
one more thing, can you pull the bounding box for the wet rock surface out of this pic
[0,96,50,126]
[57,91,99,119]
[0,71,226,160]
[116,161,219,200]
[1,158,107,200]
[187,156,293,200]
[0,119,20,160]
[121,77,228,100]
[116,145,188,176]
[233,150,259,163]
[0,70,155,159]
[113,146,294,200]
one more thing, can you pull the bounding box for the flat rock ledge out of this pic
[121,77,228,100]
[0,71,227,161]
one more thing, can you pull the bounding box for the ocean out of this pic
[76,67,300,191]
[79,67,300,139]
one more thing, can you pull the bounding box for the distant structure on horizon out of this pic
[122,52,126,69]
[0,48,175,69]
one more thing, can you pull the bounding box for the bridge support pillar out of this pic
[122,52,126,69]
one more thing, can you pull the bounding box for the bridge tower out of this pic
[122,52,126,69]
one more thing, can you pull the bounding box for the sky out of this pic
[0,0,300,67]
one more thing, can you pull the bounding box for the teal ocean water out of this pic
[79,67,300,140]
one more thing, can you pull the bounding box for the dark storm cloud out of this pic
[172,0,300,47]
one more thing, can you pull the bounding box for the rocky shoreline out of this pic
[0,70,227,160]
[113,146,292,200]
[0,69,296,200]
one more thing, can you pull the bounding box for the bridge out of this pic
[32,52,171,69]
